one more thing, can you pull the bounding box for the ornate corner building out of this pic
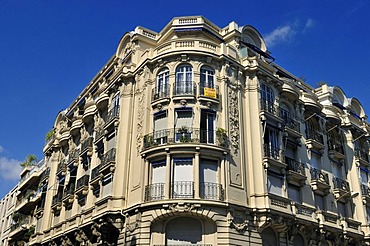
[2,16,370,245]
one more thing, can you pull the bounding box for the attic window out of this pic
[240,41,275,61]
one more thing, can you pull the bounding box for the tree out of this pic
[20,154,37,168]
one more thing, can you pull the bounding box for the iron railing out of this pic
[145,183,165,201]
[355,149,369,162]
[105,106,120,124]
[152,85,170,101]
[143,128,227,149]
[95,127,105,141]
[310,167,329,185]
[361,184,370,197]
[101,148,116,169]
[328,140,344,154]
[91,165,101,181]
[63,183,75,198]
[76,175,89,191]
[173,81,196,96]
[282,116,300,132]
[52,193,63,207]
[56,160,66,174]
[333,177,350,192]
[260,99,279,116]
[305,127,324,144]
[285,157,305,175]
[172,181,194,199]
[200,182,224,201]
[68,150,79,164]
[80,137,93,154]
[263,144,282,161]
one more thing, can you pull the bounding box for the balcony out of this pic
[282,116,301,138]
[9,214,31,239]
[56,160,67,175]
[263,144,285,171]
[328,140,345,160]
[62,183,75,205]
[172,181,194,199]
[260,99,282,124]
[80,137,93,156]
[152,85,171,102]
[100,148,116,173]
[51,193,63,212]
[310,167,330,195]
[90,164,102,184]
[173,81,196,98]
[268,193,292,213]
[76,175,89,199]
[199,83,219,102]
[94,127,105,143]
[355,148,369,165]
[104,106,120,128]
[361,184,370,204]
[285,157,306,186]
[305,130,324,150]
[143,128,228,150]
[145,183,165,201]
[39,167,50,183]
[332,177,350,201]
[200,182,224,201]
[68,149,79,166]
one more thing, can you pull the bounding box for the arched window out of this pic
[166,217,202,245]
[175,65,193,95]
[261,227,277,246]
[155,68,169,99]
[292,233,305,245]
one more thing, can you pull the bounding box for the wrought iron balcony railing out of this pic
[63,183,75,198]
[328,140,344,154]
[145,183,165,201]
[152,85,170,101]
[80,137,93,154]
[100,148,116,169]
[310,167,329,185]
[263,144,283,161]
[105,106,120,125]
[173,81,196,96]
[260,99,279,117]
[143,128,227,149]
[76,175,89,191]
[172,181,194,199]
[200,182,224,201]
[333,177,350,192]
[285,157,305,175]
[95,127,105,141]
[361,184,370,197]
[91,164,101,181]
[305,129,324,144]
[355,148,369,163]
[52,193,63,207]
[282,116,300,133]
[56,160,66,174]
[68,150,79,164]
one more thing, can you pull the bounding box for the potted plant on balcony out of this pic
[45,129,54,142]
[216,128,227,147]
[20,154,37,168]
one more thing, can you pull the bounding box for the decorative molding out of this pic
[228,84,240,153]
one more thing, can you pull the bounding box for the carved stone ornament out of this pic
[94,114,104,131]
[48,241,57,246]
[80,127,89,142]
[75,230,88,243]
[68,138,75,153]
[135,87,145,155]
[164,203,200,213]
[228,211,249,233]
[61,236,73,246]
[228,86,240,153]
[91,222,102,243]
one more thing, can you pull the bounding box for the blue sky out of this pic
[0,0,369,198]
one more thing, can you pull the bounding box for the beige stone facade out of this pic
[2,16,370,245]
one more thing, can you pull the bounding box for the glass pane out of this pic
[267,175,282,195]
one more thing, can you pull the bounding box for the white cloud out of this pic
[0,145,3,153]
[0,156,21,181]
[264,25,294,48]
[305,19,314,29]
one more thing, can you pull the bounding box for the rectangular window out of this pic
[267,173,283,195]
[288,185,301,203]
[366,206,370,223]
[175,109,193,142]
[154,111,168,144]
[314,194,325,210]
[102,174,113,197]
[310,152,321,169]
[332,162,343,178]
[173,158,193,198]
[148,160,166,200]
[360,168,369,184]
[200,110,215,144]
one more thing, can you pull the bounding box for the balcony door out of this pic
[200,110,215,144]
[149,161,166,200]
[200,159,220,200]
[175,65,193,95]
[156,69,169,99]
[175,108,193,142]
[153,111,168,144]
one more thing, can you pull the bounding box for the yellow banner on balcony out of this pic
[204,87,216,98]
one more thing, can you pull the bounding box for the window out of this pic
[173,158,193,198]
[288,185,301,203]
[200,66,215,88]
[200,110,215,144]
[102,173,113,197]
[166,217,202,245]
[267,173,283,195]
[175,65,193,95]
[264,127,279,160]
[175,108,193,142]
[366,206,370,223]
[310,152,321,169]
[148,160,166,201]
[314,194,325,210]
[360,167,369,184]
[155,69,169,99]
[261,84,274,103]
[292,234,305,246]
[153,111,168,144]
[261,227,277,246]
[200,159,220,200]
[332,162,343,178]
